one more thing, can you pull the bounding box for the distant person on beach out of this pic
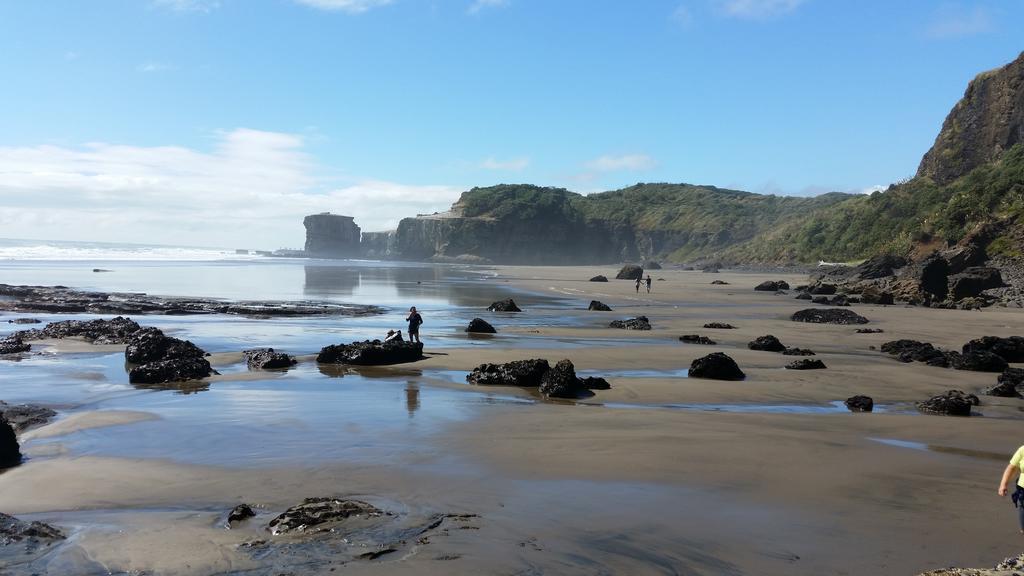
[635,277,641,293]
[645,275,652,293]
[998,444,1024,533]
[406,306,423,343]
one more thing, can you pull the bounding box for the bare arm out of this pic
[999,463,1018,496]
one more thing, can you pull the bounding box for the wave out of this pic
[0,239,274,262]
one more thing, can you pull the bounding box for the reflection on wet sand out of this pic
[405,382,420,417]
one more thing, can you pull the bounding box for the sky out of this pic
[0,0,1021,249]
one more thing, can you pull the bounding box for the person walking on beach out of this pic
[645,275,652,293]
[635,276,641,293]
[997,443,1024,533]
[406,306,423,344]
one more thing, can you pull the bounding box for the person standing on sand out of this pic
[635,277,641,293]
[997,444,1024,533]
[645,275,652,293]
[406,306,423,344]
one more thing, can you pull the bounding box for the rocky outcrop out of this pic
[589,275,609,282]
[704,322,736,329]
[748,335,786,352]
[916,390,978,416]
[15,316,142,343]
[0,418,20,468]
[304,213,361,257]
[244,348,297,370]
[710,280,729,285]
[466,359,550,386]
[881,340,951,367]
[679,334,716,345]
[487,299,521,312]
[917,51,1024,185]
[791,308,869,324]
[125,327,214,384]
[856,328,884,333]
[465,318,497,333]
[782,347,815,356]
[616,265,644,280]
[0,336,30,355]
[129,357,215,385]
[317,340,424,366]
[845,395,874,412]
[228,504,256,526]
[689,352,745,381]
[0,402,56,433]
[609,316,651,330]
[0,512,64,544]
[952,350,1008,373]
[588,300,612,311]
[963,336,1024,361]
[268,498,387,536]
[539,359,590,399]
[359,230,397,259]
[949,266,1004,299]
[754,280,789,291]
[786,359,826,370]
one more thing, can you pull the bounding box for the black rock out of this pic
[317,339,425,366]
[785,359,826,370]
[0,402,56,433]
[609,316,651,330]
[791,308,869,325]
[809,283,837,295]
[755,280,790,291]
[588,301,613,312]
[952,350,1009,373]
[982,379,1022,398]
[487,299,521,312]
[679,334,716,345]
[962,336,1024,362]
[795,292,812,300]
[880,340,951,367]
[125,327,206,364]
[539,359,588,399]
[703,322,736,329]
[748,335,786,352]
[949,266,1004,300]
[589,275,609,282]
[6,318,40,324]
[228,504,256,525]
[0,418,20,468]
[828,294,850,307]
[689,352,745,381]
[466,359,551,387]
[466,318,497,333]
[917,254,951,301]
[268,498,386,536]
[615,265,644,280]
[859,288,895,305]
[0,335,30,355]
[844,395,874,412]
[855,254,907,279]
[0,512,64,544]
[243,348,297,370]
[811,296,830,305]
[916,390,977,416]
[15,316,142,344]
[581,376,611,390]
[128,357,215,384]
[782,348,816,356]
[710,280,730,285]
[999,368,1024,387]
[855,328,884,334]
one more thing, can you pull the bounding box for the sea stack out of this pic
[303,213,362,258]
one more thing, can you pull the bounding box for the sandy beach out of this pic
[2,266,1023,575]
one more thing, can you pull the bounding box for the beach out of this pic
[2,260,1023,575]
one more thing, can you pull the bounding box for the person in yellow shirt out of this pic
[997,445,1024,533]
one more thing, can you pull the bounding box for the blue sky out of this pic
[0,0,1021,248]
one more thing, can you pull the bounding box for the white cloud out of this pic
[293,0,392,13]
[152,0,220,12]
[859,184,886,194]
[925,4,994,39]
[137,61,174,73]
[468,0,509,14]
[0,129,463,248]
[584,153,656,172]
[717,0,806,20]
[478,156,529,171]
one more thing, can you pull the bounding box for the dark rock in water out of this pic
[917,254,951,301]
[855,328,884,334]
[244,348,297,370]
[129,357,215,384]
[0,512,64,544]
[786,358,826,370]
[880,340,951,367]
[794,292,812,300]
[92,268,112,273]
[748,335,785,352]
[855,254,907,279]
[845,395,874,412]
[859,287,894,305]
[949,266,1004,300]
[983,378,1022,398]
[7,318,40,324]
[999,367,1024,387]
[689,352,745,381]
[916,390,977,416]
[487,298,521,312]
[0,335,30,355]
[228,504,256,525]
[317,339,424,366]
[782,348,815,356]
[268,498,387,536]
[588,300,612,312]
[125,327,206,364]
[679,334,716,345]
[809,283,837,295]
[615,265,644,280]
[0,418,21,468]
[581,376,611,390]
[643,260,662,270]
[710,280,729,285]
[14,316,142,344]
[465,318,497,333]
[539,359,588,399]
[704,322,736,329]
[811,296,830,305]
[828,294,850,306]
[952,350,1009,373]
[754,280,790,291]
[466,359,550,387]
[791,308,869,325]
[0,402,56,433]
[609,316,651,330]
[589,275,609,282]
[962,336,1024,362]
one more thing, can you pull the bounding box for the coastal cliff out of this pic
[303,213,361,258]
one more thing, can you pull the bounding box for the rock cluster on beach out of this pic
[791,308,869,324]
[466,318,497,333]
[487,298,521,312]
[589,275,608,282]
[0,335,30,355]
[0,512,65,546]
[882,337,1016,373]
[615,265,644,280]
[679,334,716,345]
[689,352,745,381]
[755,280,789,291]
[703,322,736,329]
[244,348,297,370]
[0,418,21,468]
[786,358,826,370]
[917,390,979,416]
[588,300,612,311]
[268,498,388,536]
[466,358,609,398]
[125,327,215,384]
[0,402,56,433]
[609,316,651,330]
[845,395,874,412]
[317,339,424,366]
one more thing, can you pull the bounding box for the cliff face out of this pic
[359,231,397,259]
[917,51,1024,184]
[303,213,361,257]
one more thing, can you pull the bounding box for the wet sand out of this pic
[2,266,1023,574]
